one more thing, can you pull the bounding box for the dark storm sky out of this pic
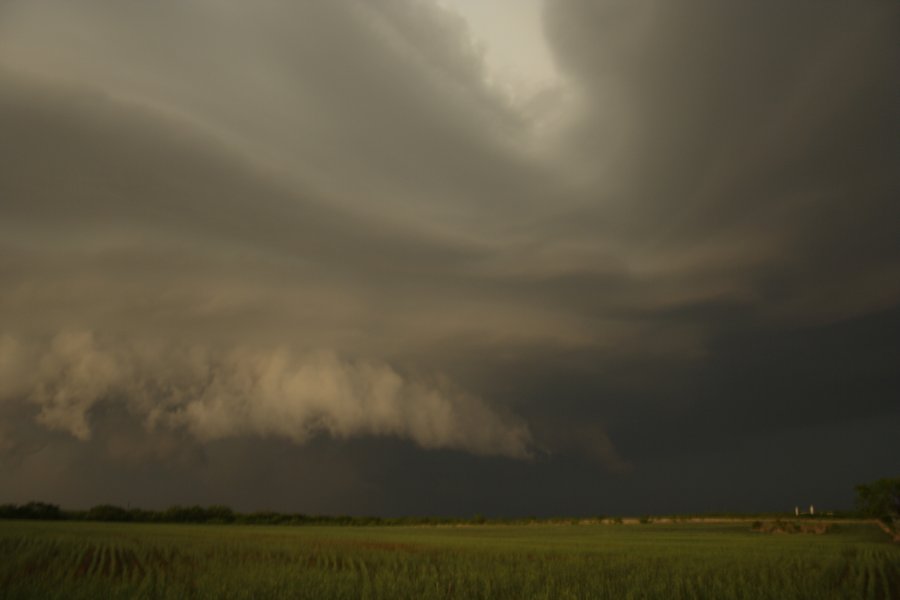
[1,0,898,516]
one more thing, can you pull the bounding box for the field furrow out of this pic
[1,521,897,600]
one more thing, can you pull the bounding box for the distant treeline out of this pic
[0,502,521,526]
[0,501,863,526]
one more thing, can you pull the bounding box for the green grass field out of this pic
[1,520,897,599]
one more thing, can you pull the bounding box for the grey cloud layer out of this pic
[542,0,900,320]
[0,0,546,226]
[0,0,897,511]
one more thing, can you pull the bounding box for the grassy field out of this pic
[1,520,897,599]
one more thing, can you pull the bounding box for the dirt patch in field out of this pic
[74,547,96,577]
[353,541,423,552]
[873,521,900,542]
[312,539,425,554]
[751,520,835,535]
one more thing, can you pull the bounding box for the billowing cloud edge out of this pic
[0,332,533,459]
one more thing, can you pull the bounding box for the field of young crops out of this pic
[1,520,897,599]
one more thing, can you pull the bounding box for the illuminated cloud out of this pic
[0,0,896,513]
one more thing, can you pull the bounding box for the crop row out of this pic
[1,523,897,599]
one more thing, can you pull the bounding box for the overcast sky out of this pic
[1,0,898,516]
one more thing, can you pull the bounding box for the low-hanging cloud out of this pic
[0,0,897,513]
[1,332,531,458]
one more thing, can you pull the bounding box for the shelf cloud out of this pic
[1,332,530,458]
[0,0,897,514]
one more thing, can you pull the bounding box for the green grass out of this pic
[1,520,897,599]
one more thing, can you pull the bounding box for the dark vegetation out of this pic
[0,502,554,526]
[855,477,900,526]
[0,503,870,527]
[2,477,895,527]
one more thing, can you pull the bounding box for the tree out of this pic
[87,504,131,522]
[205,505,236,523]
[0,502,63,520]
[855,477,900,523]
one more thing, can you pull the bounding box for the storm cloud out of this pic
[0,0,897,514]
